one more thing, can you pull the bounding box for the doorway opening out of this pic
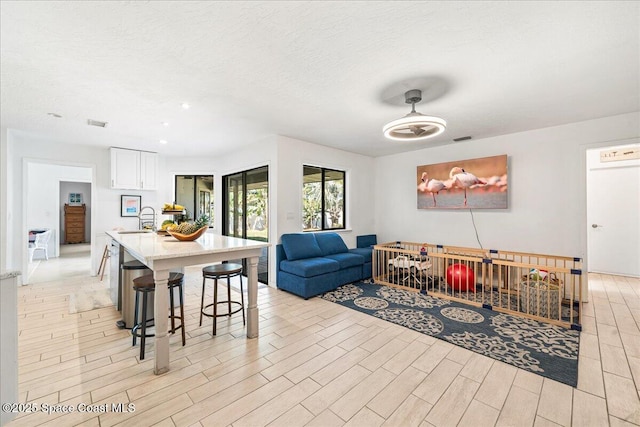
[586,142,640,277]
[25,161,94,285]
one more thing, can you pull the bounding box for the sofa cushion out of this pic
[280,257,340,278]
[349,247,373,263]
[281,233,323,261]
[325,252,364,269]
[315,232,349,256]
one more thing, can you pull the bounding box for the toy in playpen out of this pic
[446,263,476,292]
[519,270,562,319]
[388,255,432,286]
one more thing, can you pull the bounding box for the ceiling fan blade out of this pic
[409,125,426,136]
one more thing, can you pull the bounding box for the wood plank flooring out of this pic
[7,258,640,426]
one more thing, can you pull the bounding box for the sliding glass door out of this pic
[174,175,214,226]
[223,166,269,283]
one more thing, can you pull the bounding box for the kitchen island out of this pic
[105,230,269,375]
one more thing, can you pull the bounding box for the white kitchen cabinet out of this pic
[110,147,157,190]
[140,151,158,190]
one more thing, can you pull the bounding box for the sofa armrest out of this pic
[357,234,377,248]
[276,244,287,272]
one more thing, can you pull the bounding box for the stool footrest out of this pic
[131,317,155,339]
[202,301,244,318]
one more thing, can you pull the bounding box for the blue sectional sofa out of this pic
[276,232,375,299]
[350,234,377,279]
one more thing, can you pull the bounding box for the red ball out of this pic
[446,264,476,292]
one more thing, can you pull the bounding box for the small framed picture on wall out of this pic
[69,193,83,205]
[121,195,141,217]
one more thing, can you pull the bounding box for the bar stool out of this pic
[132,272,186,360]
[97,244,110,281]
[200,263,245,335]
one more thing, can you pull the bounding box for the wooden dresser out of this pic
[64,204,86,244]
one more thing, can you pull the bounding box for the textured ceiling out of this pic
[1,1,638,157]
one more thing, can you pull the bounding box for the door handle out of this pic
[591,224,603,228]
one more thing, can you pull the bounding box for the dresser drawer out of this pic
[65,232,84,243]
[64,206,86,214]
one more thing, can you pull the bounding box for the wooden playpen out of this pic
[372,241,583,329]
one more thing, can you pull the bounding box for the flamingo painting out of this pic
[417,155,507,209]
[417,172,448,207]
[449,167,487,206]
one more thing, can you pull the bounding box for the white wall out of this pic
[162,135,377,285]
[8,112,635,285]
[8,135,162,283]
[374,112,640,267]
[0,128,10,272]
[59,181,92,243]
[275,135,376,248]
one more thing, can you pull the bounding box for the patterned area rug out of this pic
[322,282,580,387]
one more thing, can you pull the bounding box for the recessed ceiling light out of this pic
[181,102,190,110]
[161,122,169,127]
[47,112,62,118]
[159,139,168,144]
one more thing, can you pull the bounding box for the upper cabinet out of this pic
[139,151,158,190]
[110,147,158,190]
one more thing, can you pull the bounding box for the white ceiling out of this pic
[1,1,638,157]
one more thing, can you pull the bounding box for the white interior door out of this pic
[587,145,640,277]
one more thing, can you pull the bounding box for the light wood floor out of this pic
[7,254,640,426]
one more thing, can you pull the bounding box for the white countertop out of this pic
[0,270,21,280]
[105,230,269,264]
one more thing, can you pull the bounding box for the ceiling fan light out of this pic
[383,114,447,141]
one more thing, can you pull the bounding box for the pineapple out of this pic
[194,214,210,230]
[174,215,209,234]
[175,222,194,234]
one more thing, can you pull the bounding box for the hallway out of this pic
[27,243,91,284]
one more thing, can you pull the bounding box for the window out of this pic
[303,166,345,231]
[174,175,214,226]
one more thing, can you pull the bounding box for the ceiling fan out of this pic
[383,89,446,142]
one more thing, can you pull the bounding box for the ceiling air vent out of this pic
[87,119,108,128]
[453,136,472,142]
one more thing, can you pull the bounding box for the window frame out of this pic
[302,165,346,232]
[173,174,214,227]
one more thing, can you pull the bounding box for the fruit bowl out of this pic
[167,226,208,241]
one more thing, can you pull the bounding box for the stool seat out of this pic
[133,272,184,289]
[131,272,186,360]
[203,263,243,277]
[200,263,245,335]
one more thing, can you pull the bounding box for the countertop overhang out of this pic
[105,230,270,264]
[0,270,21,280]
